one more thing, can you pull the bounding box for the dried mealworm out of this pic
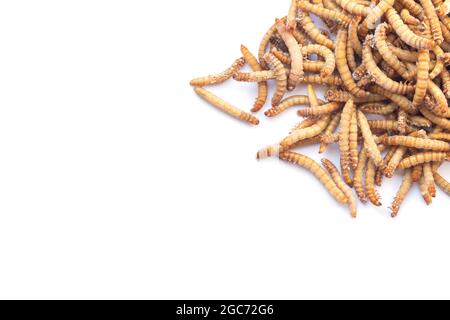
[299,10,335,50]
[301,44,336,78]
[287,0,298,31]
[354,148,369,202]
[426,80,450,117]
[412,50,431,108]
[358,110,385,168]
[390,169,413,217]
[307,84,321,109]
[420,0,444,44]
[281,116,331,148]
[398,151,449,169]
[194,87,259,125]
[298,0,352,26]
[423,162,437,197]
[339,99,356,186]
[279,151,348,204]
[264,53,287,106]
[240,44,268,112]
[297,102,343,117]
[398,109,408,135]
[367,157,383,206]
[347,39,358,73]
[290,117,320,133]
[419,174,433,205]
[348,16,363,56]
[335,0,372,16]
[258,17,287,69]
[359,0,395,37]
[370,85,417,114]
[319,112,342,153]
[233,70,276,82]
[400,9,421,26]
[360,102,398,114]
[298,74,344,86]
[434,171,450,195]
[428,132,450,141]
[408,116,433,128]
[420,105,450,130]
[379,135,450,151]
[265,95,325,117]
[322,158,358,217]
[349,111,359,170]
[190,57,245,87]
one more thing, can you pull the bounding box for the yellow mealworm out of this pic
[321,133,340,144]
[276,19,304,90]
[386,8,435,49]
[400,9,421,26]
[429,132,450,141]
[340,99,356,186]
[347,40,358,72]
[390,169,413,217]
[420,106,450,130]
[419,174,433,205]
[358,110,385,168]
[258,17,287,69]
[420,0,444,44]
[322,158,358,217]
[233,70,275,82]
[270,47,292,65]
[440,21,450,42]
[354,148,369,202]
[335,0,372,16]
[423,162,437,197]
[348,16,363,56]
[370,85,417,114]
[367,157,383,206]
[386,43,419,62]
[279,151,348,204]
[426,80,450,117]
[297,102,343,117]
[398,152,449,169]
[408,116,433,128]
[265,95,325,117]
[440,68,450,99]
[359,0,395,37]
[287,0,298,31]
[190,57,245,87]
[349,111,359,170]
[307,84,320,109]
[336,29,370,98]
[240,44,268,112]
[290,117,320,133]
[412,50,431,107]
[434,171,450,195]
[299,10,335,50]
[429,47,445,80]
[326,89,387,103]
[363,37,415,95]
[379,135,450,151]
[298,74,344,86]
[264,52,287,106]
[411,162,424,182]
[360,102,398,114]
[319,112,342,153]
[298,0,352,26]
[281,116,331,148]
[301,44,336,78]
[194,87,259,125]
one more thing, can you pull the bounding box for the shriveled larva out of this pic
[265,95,326,117]
[429,47,445,80]
[411,162,424,182]
[326,88,387,103]
[321,133,340,144]
[419,106,450,130]
[306,84,321,109]
[190,57,245,87]
[434,171,450,195]
[400,9,421,26]
[301,44,336,78]
[368,120,416,133]
[297,102,343,117]
[334,0,371,16]
[379,135,450,151]
[412,50,431,107]
[279,151,348,204]
[358,110,385,168]
[408,116,433,128]
[386,43,419,62]
[423,162,437,197]
[299,10,335,50]
[370,85,417,114]
[270,47,292,65]
[426,80,450,117]
[359,0,395,37]
[360,102,398,115]
[385,8,435,49]
[281,116,331,148]
[240,44,268,112]
[287,0,298,31]
[354,148,369,202]
[419,0,444,44]
[390,169,413,217]
[363,38,415,95]
[258,17,287,69]
[398,152,449,169]
[194,87,259,125]
[339,99,356,186]
[276,19,304,90]
[233,70,276,82]
[336,29,370,98]
[322,158,358,217]
[270,35,289,53]
[298,74,344,86]
[419,174,433,205]
[397,110,408,135]
[264,53,287,106]
[349,111,359,170]
[298,0,352,27]
[346,40,358,73]
[319,112,342,153]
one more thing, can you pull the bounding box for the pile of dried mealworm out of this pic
[190,0,450,218]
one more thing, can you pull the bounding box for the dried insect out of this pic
[279,151,348,204]
[298,0,352,26]
[319,112,342,153]
[335,0,372,16]
[297,102,343,117]
[398,152,449,169]
[420,106,450,130]
[400,9,421,26]
[359,0,395,37]
[190,58,245,87]
[358,110,385,168]
[302,44,336,78]
[390,169,413,217]
[349,110,359,170]
[265,95,325,117]
[379,135,450,151]
[354,148,369,202]
[360,102,398,114]
[298,74,344,86]
[370,85,417,114]
[281,116,331,148]
[419,174,433,205]
[420,0,443,44]
[287,0,298,31]
[367,157,383,206]
[340,99,356,186]
[423,162,437,197]
[434,171,450,195]
[299,10,335,50]
[194,87,260,125]
[264,53,287,106]
[233,70,276,82]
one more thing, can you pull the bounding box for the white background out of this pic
[0,0,449,300]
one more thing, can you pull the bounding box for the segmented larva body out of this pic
[336,29,370,98]
[440,68,450,99]
[301,44,336,78]
[408,116,433,128]
[298,0,352,26]
[270,47,292,65]
[429,47,445,80]
[354,148,369,202]
[390,169,413,217]
[340,99,356,186]
[429,132,450,141]
[366,157,382,206]
[420,0,443,44]
[398,0,424,20]
[376,146,397,185]
[367,120,415,133]
[386,43,419,63]
[335,0,372,16]
[290,117,320,133]
[397,109,408,135]
[358,111,385,168]
[233,70,276,82]
[264,53,287,106]
[440,21,450,42]
[360,102,398,115]
[281,116,331,148]
[258,17,287,69]
[420,106,450,130]
[426,80,450,117]
[276,20,304,90]
[346,40,358,72]
[348,16,363,56]
[303,60,327,72]
[379,135,450,151]
[419,174,433,205]
[322,158,358,217]
[307,83,321,109]
[298,74,344,86]
[349,111,359,170]
[400,9,421,26]
[287,0,298,31]
[385,8,435,49]
[423,162,437,197]
[279,151,348,204]
[240,45,268,112]
[265,95,325,117]
[299,11,335,50]
[374,23,412,80]
[370,85,416,114]
[398,152,449,169]
[412,50,431,107]
[297,102,342,117]
[190,58,245,87]
[319,112,342,153]
[437,0,450,16]
[434,172,450,195]
[359,0,395,37]
[194,87,260,125]
[363,38,415,95]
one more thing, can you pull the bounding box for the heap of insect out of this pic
[190,0,450,218]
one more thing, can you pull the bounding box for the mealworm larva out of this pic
[335,0,372,16]
[279,151,348,204]
[233,70,276,82]
[412,50,431,107]
[281,116,331,148]
[358,110,385,168]
[397,110,408,135]
[398,151,449,169]
[440,68,450,99]
[298,0,352,26]
[369,85,417,114]
[386,43,420,63]
[367,157,383,206]
[440,21,450,43]
[299,11,335,50]
[390,169,413,217]
[360,102,398,114]
[336,29,370,98]
[420,0,444,44]
[363,37,415,95]
[346,39,358,72]
[398,0,424,20]
[326,88,387,103]
[376,146,397,185]
[293,29,308,46]
[297,102,343,117]
[379,135,450,151]
[428,132,450,141]
[322,158,358,217]
[359,0,395,37]
[265,95,326,117]
[400,9,421,26]
[270,35,289,53]
[290,117,320,133]
[426,80,450,117]
[354,148,369,202]
[437,0,450,16]
[429,47,445,80]
[264,52,287,106]
[408,116,433,128]
[411,162,424,182]
[340,99,356,186]
[434,171,450,195]
[276,19,304,90]
[319,112,342,153]
[194,87,259,125]
[385,8,435,49]
[419,105,450,130]
[348,16,363,56]
[306,83,320,109]
[321,133,340,144]
[258,17,287,69]
[419,174,433,205]
[190,57,245,87]
[240,44,268,112]
[287,0,298,31]
[423,162,437,197]
[349,111,359,170]
[298,74,344,86]
[271,47,292,65]
[301,44,336,78]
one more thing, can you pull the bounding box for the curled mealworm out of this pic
[301,44,336,78]
[299,10,335,50]
[359,0,395,37]
[190,57,245,86]
[194,87,259,125]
